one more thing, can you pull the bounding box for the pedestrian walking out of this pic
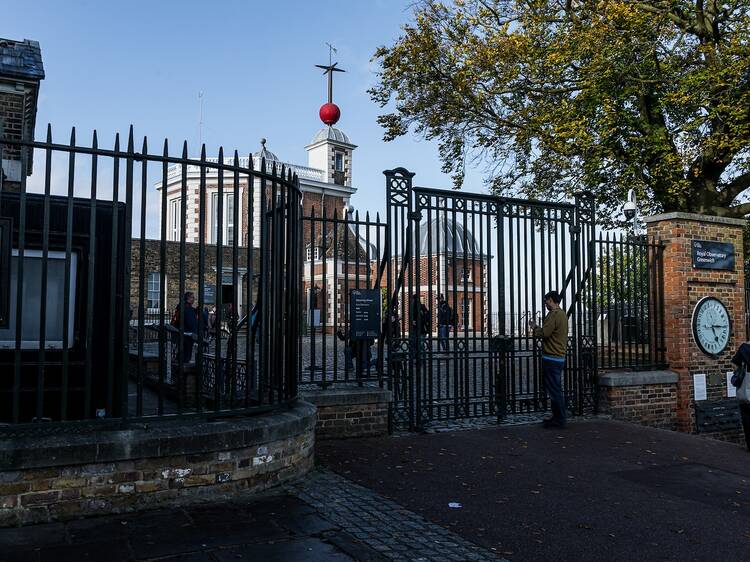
[437,295,453,351]
[529,290,568,428]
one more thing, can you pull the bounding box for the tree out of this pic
[370,1,750,226]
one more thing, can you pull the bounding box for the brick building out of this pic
[0,37,45,192]
[137,123,365,322]
[384,216,489,334]
[156,130,356,247]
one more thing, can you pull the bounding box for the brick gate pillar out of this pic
[645,213,746,433]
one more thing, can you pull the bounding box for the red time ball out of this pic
[319,103,341,126]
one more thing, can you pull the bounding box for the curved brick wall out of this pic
[0,401,316,526]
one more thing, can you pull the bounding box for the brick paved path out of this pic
[292,469,505,562]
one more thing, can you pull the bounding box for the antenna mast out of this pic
[198,91,204,147]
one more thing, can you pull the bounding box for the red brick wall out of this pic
[0,89,26,192]
[646,214,745,435]
[599,383,678,430]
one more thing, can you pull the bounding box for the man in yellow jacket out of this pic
[529,291,568,428]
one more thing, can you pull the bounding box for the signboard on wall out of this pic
[349,289,381,340]
[202,284,216,305]
[692,240,735,270]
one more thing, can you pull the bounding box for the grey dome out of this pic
[310,126,351,145]
[253,138,279,162]
[417,217,480,256]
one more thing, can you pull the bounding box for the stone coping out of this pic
[302,387,392,407]
[598,370,678,387]
[644,212,747,226]
[0,400,316,471]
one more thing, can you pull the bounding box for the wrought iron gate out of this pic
[384,168,597,430]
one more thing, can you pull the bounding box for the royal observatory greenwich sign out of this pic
[691,240,735,270]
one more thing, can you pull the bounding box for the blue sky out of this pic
[4,0,486,219]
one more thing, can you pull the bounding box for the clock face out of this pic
[692,297,730,356]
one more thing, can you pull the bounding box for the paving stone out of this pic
[290,468,506,562]
[214,537,353,562]
[38,539,132,562]
[154,554,215,562]
[0,521,66,548]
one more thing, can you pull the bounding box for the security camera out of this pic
[623,200,636,220]
[623,189,637,221]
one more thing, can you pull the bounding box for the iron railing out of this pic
[0,126,301,430]
[300,207,388,387]
[594,234,666,371]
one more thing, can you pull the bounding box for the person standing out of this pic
[529,291,568,428]
[420,302,431,337]
[178,291,199,363]
[437,295,453,351]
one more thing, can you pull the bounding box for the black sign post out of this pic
[691,240,735,271]
[349,289,381,340]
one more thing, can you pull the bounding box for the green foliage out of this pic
[371,1,750,227]
[595,240,650,310]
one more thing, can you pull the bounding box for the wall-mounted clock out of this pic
[692,297,730,356]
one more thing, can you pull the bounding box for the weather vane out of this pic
[316,44,345,126]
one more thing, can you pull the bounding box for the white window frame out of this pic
[146,272,161,312]
[305,246,322,261]
[211,191,241,245]
[0,249,78,349]
[334,152,344,172]
[169,197,181,241]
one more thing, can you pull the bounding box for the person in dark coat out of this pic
[731,343,750,451]
[336,329,371,375]
[437,295,453,351]
[178,291,198,362]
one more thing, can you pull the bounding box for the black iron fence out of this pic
[594,234,666,371]
[0,126,301,430]
[300,207,388,387]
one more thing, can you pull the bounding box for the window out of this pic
[306,246,322,261]
[0,250,78,349]
[147,272,161,311]
[212,192,239,245]
[334,152,344,172]
[461,267,472,283]
[226,196,234,245]
[169,198,181,241]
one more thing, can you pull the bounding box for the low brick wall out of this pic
[598,371,679,430]
[302,387,391,439]
[0,401,316,526]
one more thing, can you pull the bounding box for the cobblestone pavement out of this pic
[407,411,605,435]
[291,469,506,562]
